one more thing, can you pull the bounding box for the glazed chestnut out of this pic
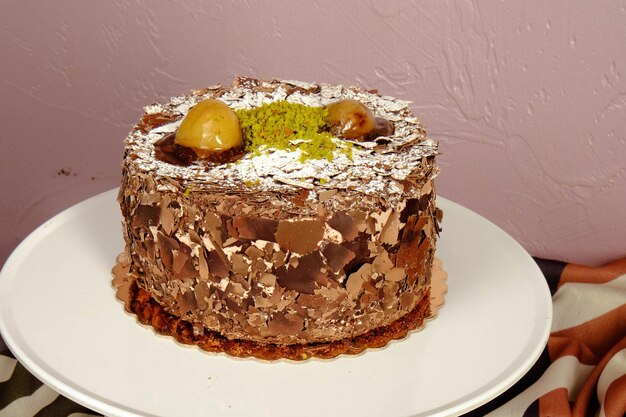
[175,99,243,156]
[325,99,376,140]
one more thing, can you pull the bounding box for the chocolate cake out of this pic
[116,77,442,360]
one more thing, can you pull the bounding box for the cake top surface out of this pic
[124,77,439,202]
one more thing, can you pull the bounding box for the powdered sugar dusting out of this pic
[125,78,439,205]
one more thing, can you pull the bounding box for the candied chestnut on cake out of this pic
[325,98,376,140]
[115,77,442,360]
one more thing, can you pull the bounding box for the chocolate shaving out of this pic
[131,205,161,228]
[379,209,402,245]
[327,211,358,242]
[346,273,364,300]
[399,198,420,223]
[348,210,368,233]
[244,245,264,259]
[172,244,191,273]
[411,237,431,286]
[160,207,175,235]
[385,268,406,282]
[396,215,429,285]
[296,293,326,309]
[276,251,325,294]
[267,312,304,336]
[157,232,179,272]
[341,233,373,274]
[399,292,416,310]
[177,289,197,315]
[207,250,229,278]
[290,189,310,207]
[318,189,337,202]
[230,254,249,275]
[137,112,180,134]
[372,251,394,274]
[232,216,279,242]
[275,219,324,254]
[194,282,211,310]
[322,243,356,273]
[418,192,433,211]
[258,273,276,287]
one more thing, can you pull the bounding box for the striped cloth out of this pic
[0,349,98,417]
[1,257,625,417]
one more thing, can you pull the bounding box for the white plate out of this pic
[0,189,552,417]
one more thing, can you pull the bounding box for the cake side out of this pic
[118,77,442,346]
[112,256,447,360]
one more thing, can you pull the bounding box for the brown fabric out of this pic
[538,388,571,417]
[603,373,626,417]
[560,257,626,286]
[548,335,598,366]
[551,306,626,363]
[572,336,626,417]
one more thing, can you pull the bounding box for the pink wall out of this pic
[1,0,625,271]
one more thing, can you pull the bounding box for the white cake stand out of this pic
[0,190,552,417]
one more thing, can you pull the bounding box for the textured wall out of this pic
[1,0,625,271]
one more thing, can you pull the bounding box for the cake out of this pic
[115,77,442,360]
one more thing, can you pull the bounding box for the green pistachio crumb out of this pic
[236,101,352,162]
